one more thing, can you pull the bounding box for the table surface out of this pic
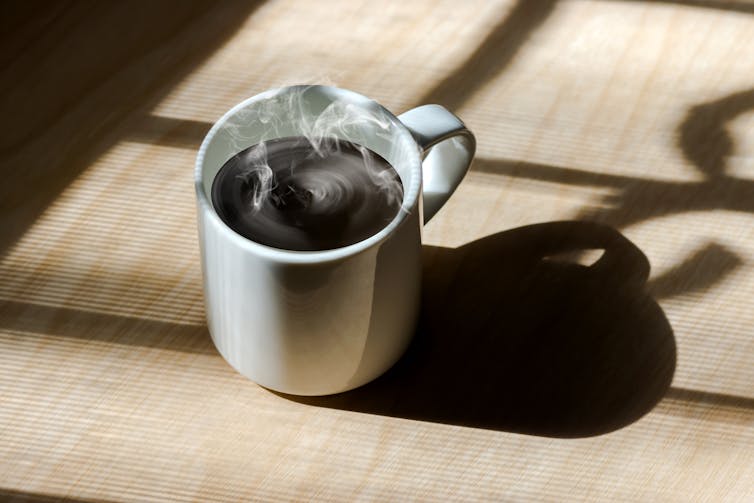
[1,1,753,501]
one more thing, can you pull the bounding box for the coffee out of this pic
[211,136,404,251]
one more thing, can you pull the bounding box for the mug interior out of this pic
[196,86,422,237]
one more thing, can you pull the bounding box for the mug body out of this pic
[195,86,424,395]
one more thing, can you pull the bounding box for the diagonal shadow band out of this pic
[0,1,264,257]
[125,115,213,149]
[472,156,754,231]
[0,300,213,355]
[417,0,558,111]
[664,387,754,411]
[0,488,112,503]
[607,0,754,14]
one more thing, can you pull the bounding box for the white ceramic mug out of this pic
[195,85,475,395]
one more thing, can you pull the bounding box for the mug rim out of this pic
[195,84,423,264]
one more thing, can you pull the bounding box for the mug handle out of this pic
[398,105,476,223]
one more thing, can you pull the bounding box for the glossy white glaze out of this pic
[196,85,474,395]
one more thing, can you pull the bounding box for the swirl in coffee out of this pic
[211,136,404,251]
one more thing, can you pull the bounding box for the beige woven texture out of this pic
[1,1,753,501]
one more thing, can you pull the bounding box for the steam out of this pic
[221,85,405,215]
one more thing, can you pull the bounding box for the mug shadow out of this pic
[280,221,676,438]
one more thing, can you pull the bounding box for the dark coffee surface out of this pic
[211,136,404,251]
